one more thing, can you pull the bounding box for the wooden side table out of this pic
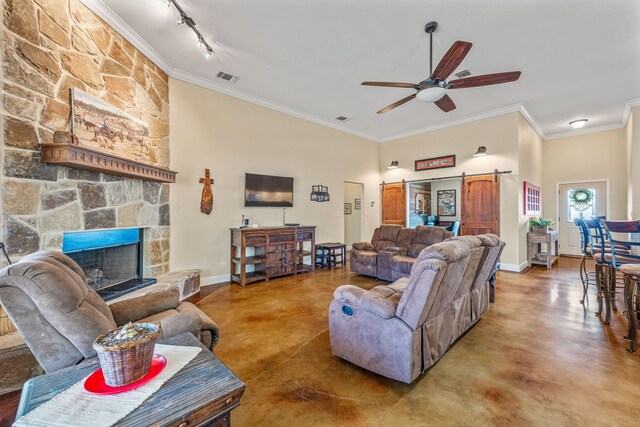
[15,333,245,426]
[527,229,559,269]
[315,243,346,268]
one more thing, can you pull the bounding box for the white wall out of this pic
[379,112,522,269]
[542,128,628,223]
[629,107,640,218]
[517,115,544,266]
[343,182,363,247]
[169,79,380,282]
[627,108,634,219]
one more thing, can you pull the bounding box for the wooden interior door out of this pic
[461,175,500,235]
[381,183,406,226]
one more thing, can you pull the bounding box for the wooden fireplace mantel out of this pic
[39,143,177,183]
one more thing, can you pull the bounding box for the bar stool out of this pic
[619,264,640,353]
[601,220,640,327]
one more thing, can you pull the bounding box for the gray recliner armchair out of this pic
[0,251,219,373]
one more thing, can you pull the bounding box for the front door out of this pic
[381,183,406,226]
[461,175,500,235]
[558,181,607,256]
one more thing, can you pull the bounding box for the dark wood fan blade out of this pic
[449,71,521,89]
[430,41,472,80]
[377,93,417,114]
[362,81,418,88]
[434,94,456,112]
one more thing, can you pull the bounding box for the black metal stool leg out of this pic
[595,264,604,317]
[629,279,638,353]
[604,265,614,325]
[624,274,633,340]
[579,255,589,304]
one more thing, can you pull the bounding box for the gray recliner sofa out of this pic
[349,225,407,278]
[350,225,452,281]
[330,235,504,383]
[0,251,220,373]
[385,225,453,281]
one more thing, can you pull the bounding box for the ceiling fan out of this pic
[362,21,521,114]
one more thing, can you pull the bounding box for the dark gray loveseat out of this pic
[350,225,452,281]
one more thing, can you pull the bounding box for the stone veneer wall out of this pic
[1,0,170,276]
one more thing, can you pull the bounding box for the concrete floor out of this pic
[196,258,640,426]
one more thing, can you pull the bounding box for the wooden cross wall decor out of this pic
[199,168,214,215]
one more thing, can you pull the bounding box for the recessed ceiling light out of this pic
[569,119,588,129]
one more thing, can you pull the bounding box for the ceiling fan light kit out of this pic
[362,21,521,114]
[416,86,447,103]
[569,119,588,129]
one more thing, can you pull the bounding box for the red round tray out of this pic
[84,354,167,395]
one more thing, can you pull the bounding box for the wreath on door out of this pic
[569,189,593,212]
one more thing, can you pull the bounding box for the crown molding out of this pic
[622,97,640,127]
[171,68,381,142]
[79,0,175,75]
[378,103,525,143]
[518,105,546,139]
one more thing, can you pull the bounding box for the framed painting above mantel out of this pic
[39,88,177,183]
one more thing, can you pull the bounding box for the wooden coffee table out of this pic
[15,333,245,426]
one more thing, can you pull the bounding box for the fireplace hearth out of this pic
[63,229,156,301]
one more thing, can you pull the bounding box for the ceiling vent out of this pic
[454,69,472,78]
[335,116,350,122]
[216,71,239,83]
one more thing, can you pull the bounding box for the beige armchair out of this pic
[0,251,219,373]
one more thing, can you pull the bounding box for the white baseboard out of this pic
[201,274,231,286]
[499,262,528,272]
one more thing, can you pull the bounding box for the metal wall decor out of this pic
[311,185,329,202]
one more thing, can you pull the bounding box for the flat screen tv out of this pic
[244,173,294,207]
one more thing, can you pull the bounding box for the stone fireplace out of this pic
[0,0,171,275]
[62,228,156,301]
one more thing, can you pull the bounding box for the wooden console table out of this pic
[230,226,316,286]
[16,333,245,426]
[527,229,559,269]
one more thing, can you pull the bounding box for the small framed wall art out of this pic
[355,199,361,210]
[437,190,456,216]
[344,203,352,215]
[415,155,456,171]
[523,181,541,215]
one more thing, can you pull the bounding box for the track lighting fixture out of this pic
[164,0,215,60]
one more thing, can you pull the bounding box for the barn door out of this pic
[461,175,500,235]
[381,182,406,226]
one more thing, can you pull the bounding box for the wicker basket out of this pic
[93,323,161,387]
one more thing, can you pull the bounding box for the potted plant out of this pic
[529,217,553,233]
